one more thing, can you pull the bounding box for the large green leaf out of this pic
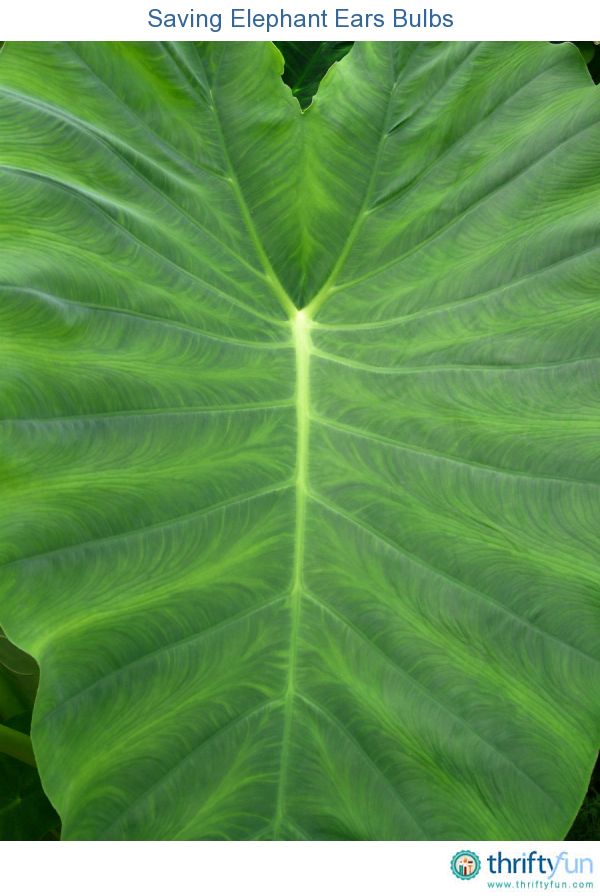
[0,41,599,840]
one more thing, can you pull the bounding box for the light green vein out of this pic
[1,286,290,346]
[373,54,565,212]
[296,692,428,837]
[321,118,600,299]
[0,87,276,286]
[273,310,311,835]
[179,44,297,319]
[2,402,295,426]
[2,166,284,327]
[98,697,283,839]
[38,593,288,728]
[303,588,561,812]
[311,349,600,376]
[67,45,219,181]
[313,244,600,330]
[306,46,409,318]
[309,491,597,667]
[3,482,293,571]
[312,414,600,489]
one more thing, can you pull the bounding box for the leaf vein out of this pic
[309,491,597,665]
[304,588,562,813]
[3,482,293,570]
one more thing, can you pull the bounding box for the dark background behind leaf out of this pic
[274,42,353,107]
[574,42,600,82]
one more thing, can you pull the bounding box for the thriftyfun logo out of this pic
[487,851,594,880]
[451,851,481,880]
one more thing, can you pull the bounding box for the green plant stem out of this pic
[0,722,36,767]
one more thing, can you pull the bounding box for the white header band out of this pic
[0,0,599,40]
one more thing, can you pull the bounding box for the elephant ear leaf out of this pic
[0,41,599,841]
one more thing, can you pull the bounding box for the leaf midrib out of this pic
[273,309,311,835]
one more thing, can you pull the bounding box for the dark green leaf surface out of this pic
[0,630,38,677]
[0,638,37,720]
[0,41,599,840]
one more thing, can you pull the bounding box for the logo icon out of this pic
[451,850,481,881]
